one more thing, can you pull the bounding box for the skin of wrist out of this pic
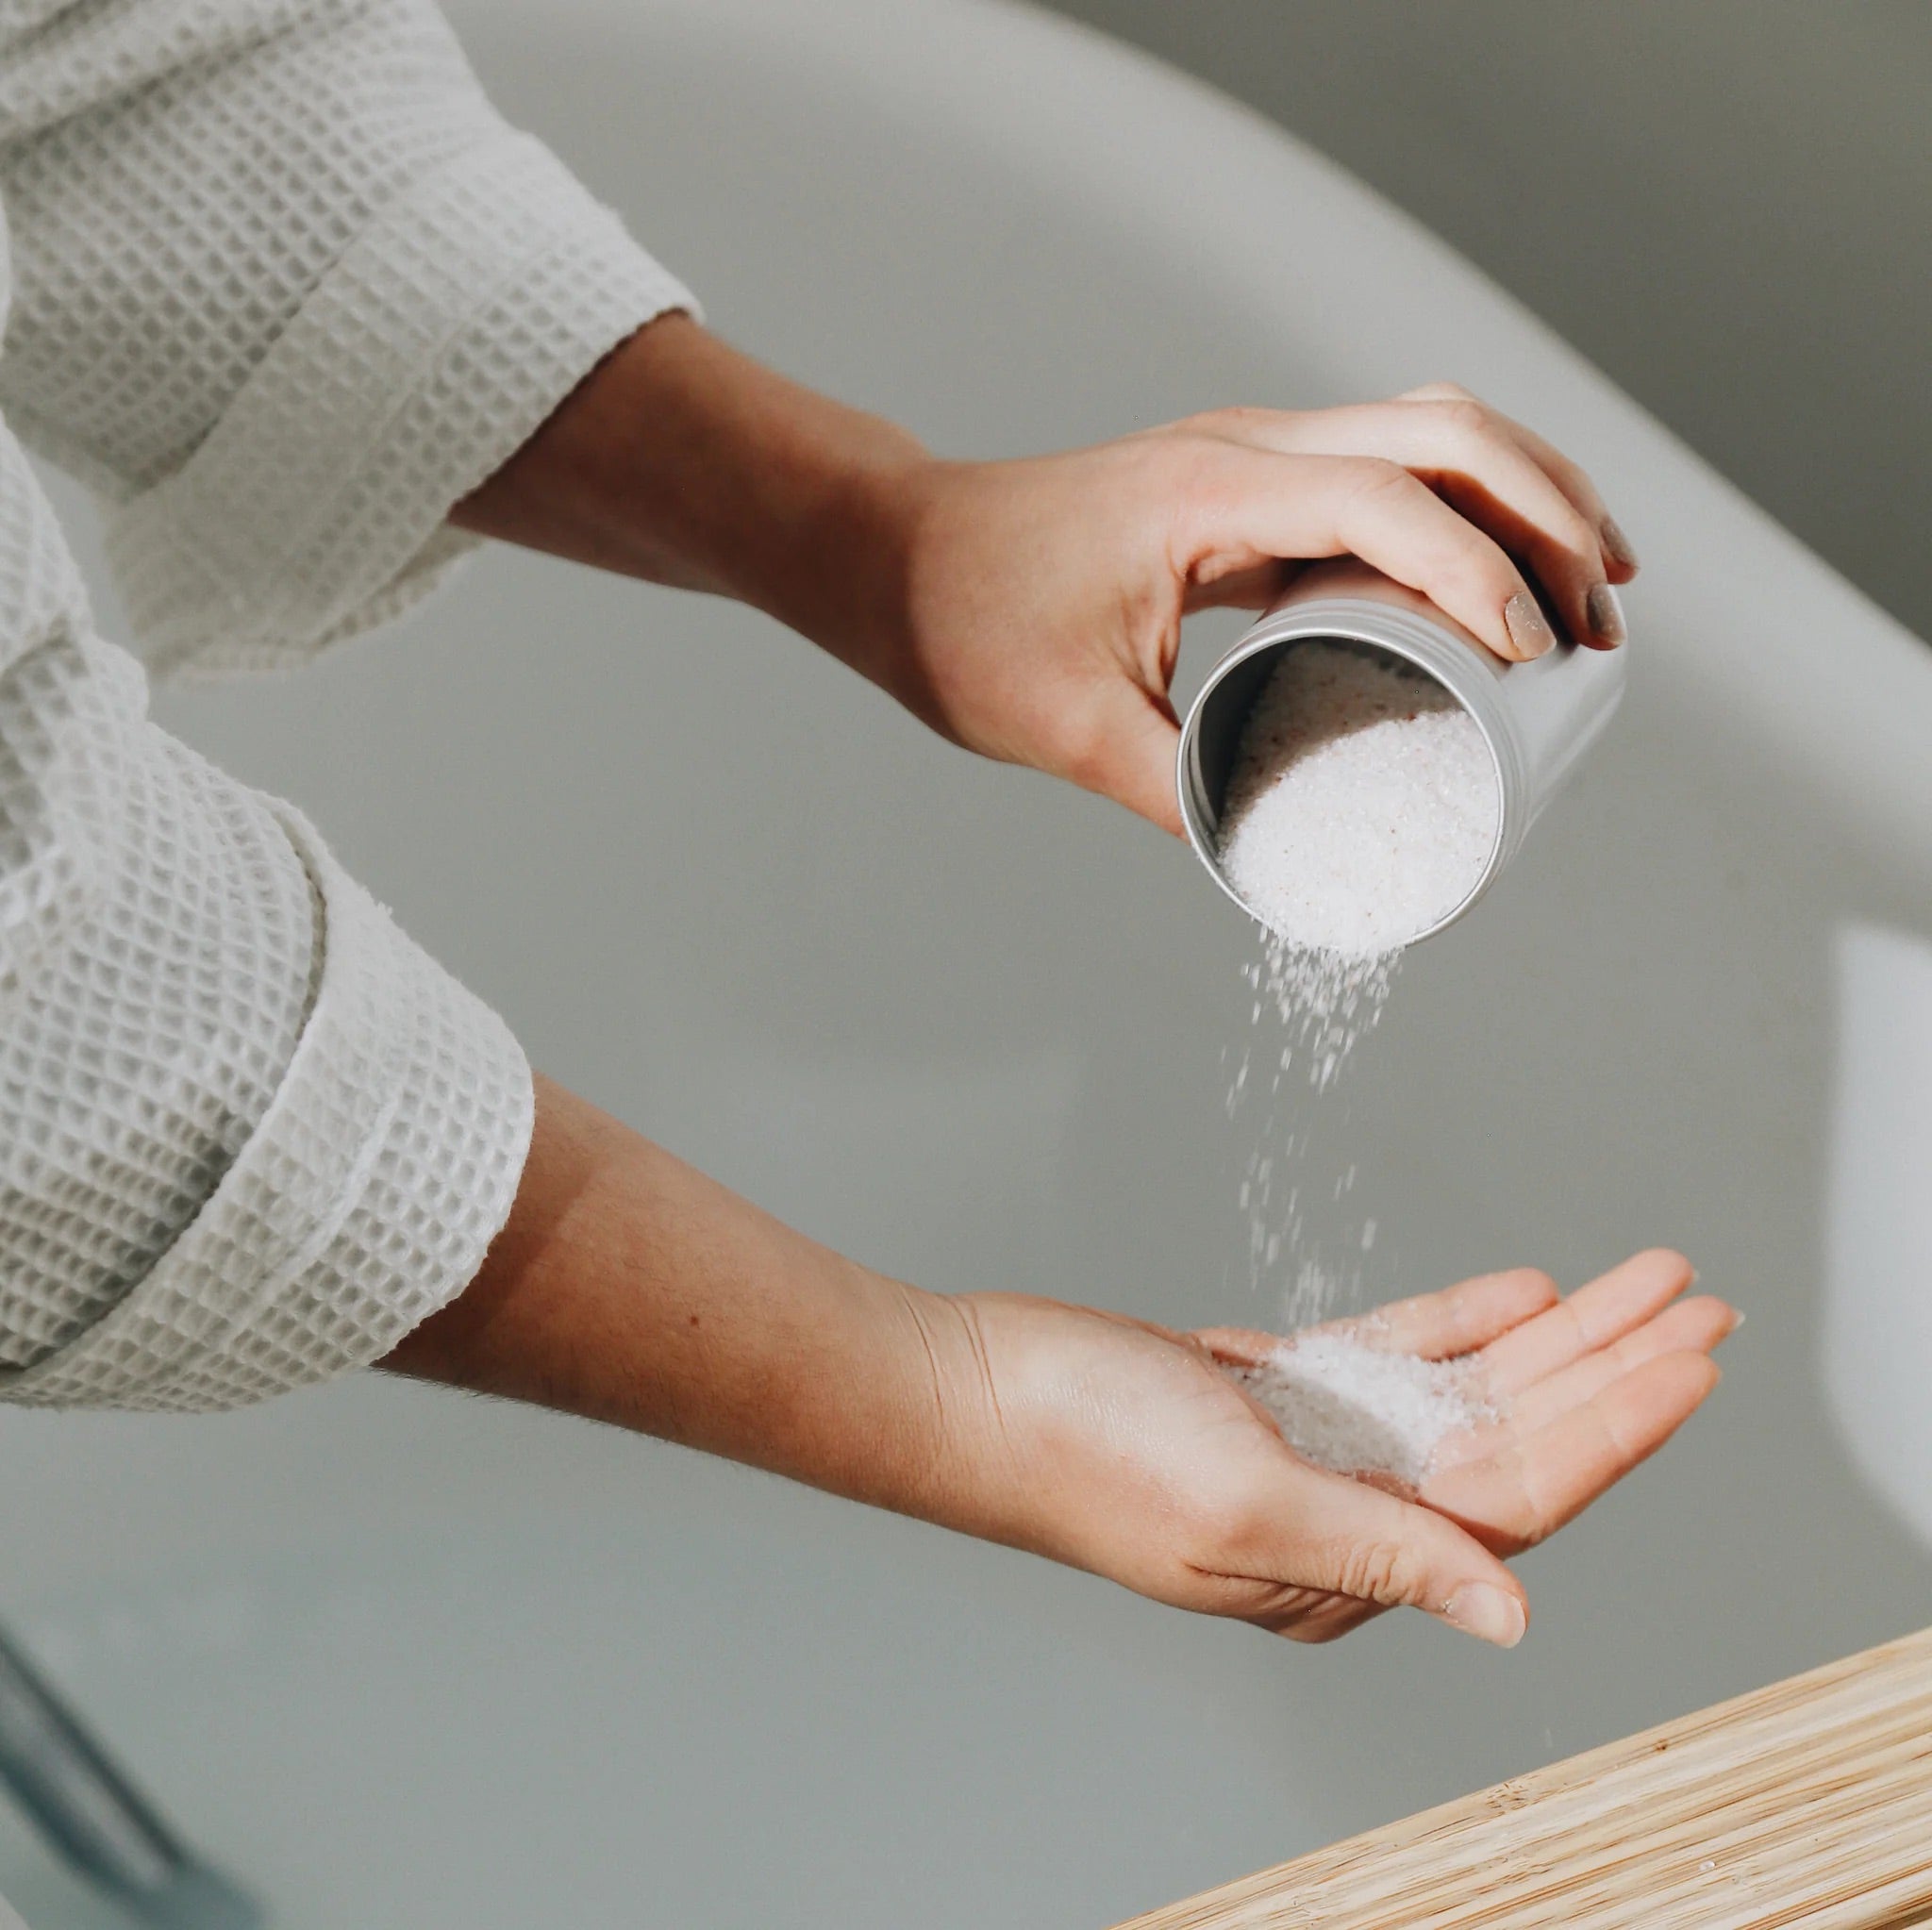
[879,1284,1034,1539]
[758,436,939,696]
[892,1289,1146,1573]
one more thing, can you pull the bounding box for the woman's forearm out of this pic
[450,314,924,686]
[383,1073,982,1524]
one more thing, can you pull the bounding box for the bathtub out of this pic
[8,0,1932,1922]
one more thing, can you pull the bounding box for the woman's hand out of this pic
[457,320,1638,836]
[933,1248,1729,1646]
[392,1082,1729,1652]
[885,391,1638,833]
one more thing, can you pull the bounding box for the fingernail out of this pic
[1503,591,1556,660]
[1728,1308,1746,1333]
[1443,1583,1526,1650]
[1601,516,1641,573]
[1587,582,1627,646]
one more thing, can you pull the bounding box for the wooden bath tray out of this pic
[1114,1625,1932,1929]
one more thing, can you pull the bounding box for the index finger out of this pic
[1191,1265,1557,1373]
[1319,1267,1558,1360]
[1395,382,1639,582]
[1189,445,1557,664]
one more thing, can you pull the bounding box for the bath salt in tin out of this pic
[1176,558,1627,946]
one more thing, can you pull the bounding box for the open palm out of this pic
[953,1249,1733,1647]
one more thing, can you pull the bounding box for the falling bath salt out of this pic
[1220,643,1501,1317]
[1218,643,1500,959]
[1229,935,1405,1319]
[1225,1333,1489,1487]
[1247,931,1400,1093]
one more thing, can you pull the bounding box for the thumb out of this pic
[1066,679,1185,839]
[1278,1462,1530,1648]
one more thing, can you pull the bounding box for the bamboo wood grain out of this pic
[1113,1625,1932,1930]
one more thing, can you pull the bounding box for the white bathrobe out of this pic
[0,0,692,1408]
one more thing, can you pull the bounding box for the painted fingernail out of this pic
[1444,1584,1526,1650]
[1587,582,1627,646]
[1503,591,1556,660]
[1601,516,1641,573]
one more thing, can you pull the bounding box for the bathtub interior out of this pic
[8,0,1932,1923]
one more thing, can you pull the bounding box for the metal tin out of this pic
[1176,558,1626,943]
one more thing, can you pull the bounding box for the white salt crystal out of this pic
[1218,643,1500,958]
[1226,1332,1488,1486]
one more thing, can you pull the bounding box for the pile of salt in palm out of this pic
[1225,1331,1490,1486]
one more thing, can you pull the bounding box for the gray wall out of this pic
[1037,0,1932,637]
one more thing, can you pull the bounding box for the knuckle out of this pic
[1342,456,1417,505]
[1174,406,1268,447]
[1149,429,1225,498]
[1196,404,1262,438]
[1543,448,1596,499]
[1462,542,1524,598]
[1548,506,1603,559]
[1176,432,1242,496]
[1431,396,1492,439]
[1503,1499,1553,1552]
[1416,526,1512,605]
[1158,410,1215,445]
[1336,1538,1411,1606]
[1120,428,1191,481]
[1170,440,1267,546]
[1118,437,1220,534]
[1400,378,1477,405]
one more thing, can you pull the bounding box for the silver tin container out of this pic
[1176,558,1626,943]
